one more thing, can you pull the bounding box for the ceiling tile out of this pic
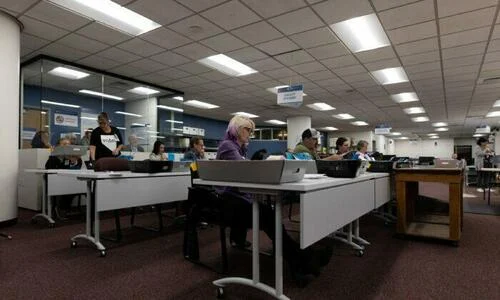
[200,33,248,52]
[173,42,217,60]
[387,21,437,45]
[240,73,272,83]
[443,54,483,69]
[38,43,90,62]
[226,47,268,62]
[247,58,284,72]
[321,55,358,69]
[241,0,307,18]
[25,1,91,31]
[201,0,261,30]
[334,64,366,77]
[149,51,191,66]
[289,27,338,49]
[305,70,337,81]
[440,27,490,49]
[395,37,438,56]
[268,7,324,35]
[76,22,132,46]
[126,0,193,25]
[379,0,435,30]
[364,58,401,71]
[230,21,283,45]
[199,70,232,81]
[116,38,164,57]
[176,61,213,74]
[401,51,440,66]
[273,50,315,66]
[180,75,211,85]
[442,42,487,60]
[157,67,191,79]
[57,34,109,54]
[306,43,350,60]
[312,0,373,25]
[168,15,224,41]
[437,0,497,18]
[439,7,495,35]
[21,33,51,51]
[76,55,122,70]
[372,0,422,11]
[484,50,500,63]
[141,27,192,49]
[127,58,168,73]
[406,61,442,75]
[263,67,298,79]
[355,46,397,63]
[0,0,38,13]
[98,47,141,64]
[255,38,300,56]
[290,61,327,74]
[174,0,227,12]
[19,16,69,41]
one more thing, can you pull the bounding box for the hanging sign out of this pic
[375,124,391,135]
[277,84,303,108]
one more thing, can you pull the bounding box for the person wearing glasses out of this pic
[89,112,123,164]
[216,115,332,284]
[293,128,349,160]
[183,136,205,161]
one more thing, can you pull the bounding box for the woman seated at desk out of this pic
[150,141,167,161]
[352,140,375,161]
[217,115,332,284]
[45,137,82,219]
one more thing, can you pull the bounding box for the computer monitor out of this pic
[382,155,396,161]
[418,156,435,165]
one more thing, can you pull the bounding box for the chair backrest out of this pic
[94,157,130,172]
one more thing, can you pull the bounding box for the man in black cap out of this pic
[293,128,346,160]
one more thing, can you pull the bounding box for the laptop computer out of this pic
[50,145,88,156]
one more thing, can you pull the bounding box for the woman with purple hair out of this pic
[216,115,332,285]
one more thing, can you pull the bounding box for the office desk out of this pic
[194,172,389,299]
[395,167,463,244]
[58,170,190,257]
[24,169,88,226]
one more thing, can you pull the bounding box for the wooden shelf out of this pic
[406,222,450,240]
[414,214,449,225]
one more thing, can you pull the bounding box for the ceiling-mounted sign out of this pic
[277,84,303,108]
[375,124,391,135]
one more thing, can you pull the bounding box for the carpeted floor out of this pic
[1,206,499,300]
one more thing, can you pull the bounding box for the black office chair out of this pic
[183,163,229,274]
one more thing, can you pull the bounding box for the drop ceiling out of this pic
[4,0,500,138]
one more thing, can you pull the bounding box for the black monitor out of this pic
[418,156,435,165]
[382,155,396,161]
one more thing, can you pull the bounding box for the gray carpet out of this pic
[462,189,500,215]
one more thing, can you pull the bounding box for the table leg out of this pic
[32,173,55,226]
[253,199,260,284]
[449,183,461,241]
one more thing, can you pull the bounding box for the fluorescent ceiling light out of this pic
[184,100,219,109]
[150,135,166,139]
[173,96,184,101]
[333,113,355,120]
[131,123,146,127]
[116,127,126,130]
[399,137,409,140]
[48,67,89,80]
[411,116,429,122]
[371,67,409,85]
[147,130,159,134]
[486,111,500,117]
[46,0,161,36]
[432,122,448,127]
[198,54,257,77]
[172,128,183,131]
[473,133,484,137]
[41,100,80,108]
[81,116,97,120]
[351,121,369,126]
[306,102,336,111]
[391,132,402,136]
[429,136,439,139]
[391,92,419,103]
[231,112,259,118]
[265,119,287,125]
[79,89,123,100]
[41,111,47,115]
[114,111,142,117]
[165,119,183,124]
[435,127,449,132]
[428,133,438,136]
[331,13,390,53]
[493,100,500,107]
[403,107,425,114]
[157,105,184,112]
[322,127,338,131]
[128,86,160,95]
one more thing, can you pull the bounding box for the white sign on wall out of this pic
[277,84,303,108]
[54,113,78,127]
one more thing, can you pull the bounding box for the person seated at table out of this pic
[45,137,82,219]
[217,115,332,283]
[80,128,92,146]
[293,129,348,160]
[122,134,145,152]
[31,130,51,149]
[150,141,167,161]
[352,140,375,161]
[183,137,205,161]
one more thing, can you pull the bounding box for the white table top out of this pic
[25,169,190,179]
[194,172,389,192]
[478,168,500,172]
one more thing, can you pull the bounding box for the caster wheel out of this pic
[71,241,77,248]
[100,250,107,257]
[216,287,224,299]
[356,250,364,257]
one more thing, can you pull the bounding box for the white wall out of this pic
[125,97,157,152]
[394,138,454,158]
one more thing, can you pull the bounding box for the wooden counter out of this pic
[395,167,463,245]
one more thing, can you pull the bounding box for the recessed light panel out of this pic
[265,120,287,125]
[322,127,338,131]
[403,107,425,114]
[435,127,449,132]
[184,100,219,109]
[371,67,409,85]
[48,67,89,80]
[198,54,257,77]
[129,87,160,95]
[157,105,184,112]
[391,92,419,103]
[351,121,369,126]
[432,122,448,127]
[333,113,355,120]
[411,116,429,122]
[306,102,336,111]
[79,89,123,100]
[115,111,142,117]
[330,13,390,53]
[231,112,259,118]
[486,111,500,117]
[41,100,80,108]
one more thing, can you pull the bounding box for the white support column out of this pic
[0,11,21,224]
[286,116,311,150]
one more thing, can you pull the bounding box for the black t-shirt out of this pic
[90,126,123,161]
